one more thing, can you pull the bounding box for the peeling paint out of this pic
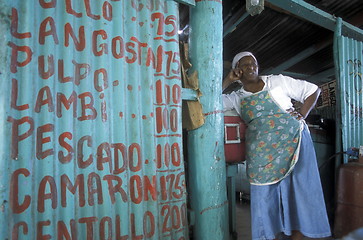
[0,200,7,212]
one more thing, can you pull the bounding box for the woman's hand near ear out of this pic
[223,69,243,91]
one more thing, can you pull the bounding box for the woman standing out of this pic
[223,52,331,240]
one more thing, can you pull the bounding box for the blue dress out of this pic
[237,89,331,239]
[250,124,331,239]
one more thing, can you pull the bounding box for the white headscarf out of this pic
[232,51,257,69]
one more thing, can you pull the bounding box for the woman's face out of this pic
[235,56,259,82]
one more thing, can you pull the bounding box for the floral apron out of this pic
[240,90,302,185]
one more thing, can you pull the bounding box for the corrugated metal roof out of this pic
[179,0,363,85]
[220,0,363,84]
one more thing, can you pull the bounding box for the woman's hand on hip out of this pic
[286,108,304,120]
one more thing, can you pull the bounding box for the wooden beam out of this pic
[262,40,331,75]
[307,68,336,84]
[266,0,363,41]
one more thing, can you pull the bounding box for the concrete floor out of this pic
[234,196,335,240]
[235,198,252,240]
